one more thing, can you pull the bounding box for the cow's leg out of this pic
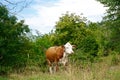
[53,59,59,73]
[56,62,59,72]
[61,57,69,71]
[49,66,53,74]
[47,59,53,74]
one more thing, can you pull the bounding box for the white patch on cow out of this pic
[59,52,67,66]
[60,52,68,66]
[64,42,74,54]
[59,42,74,66]
[49,66,53,74]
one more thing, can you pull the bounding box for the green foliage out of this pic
[0,5,31,74]
[53,12,87,45]
[97,0,120,20]
[97,0,120,52]
[0,76,8,80]
[111,54,120,65]
[80,36,99,57]
[30,34,54,72]
[1,0,120,76]
[52,12,100,62]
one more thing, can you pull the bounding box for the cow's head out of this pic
[64,42,74,54]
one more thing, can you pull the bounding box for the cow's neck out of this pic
[63,52,68,58]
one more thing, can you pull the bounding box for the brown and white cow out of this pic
[45,42,75,74]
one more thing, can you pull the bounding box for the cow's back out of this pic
[46,46,64,62]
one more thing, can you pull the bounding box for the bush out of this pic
[111,54,120,65]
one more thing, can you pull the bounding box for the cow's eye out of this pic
[66,47,69,49]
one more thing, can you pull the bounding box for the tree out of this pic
[0,0,32,14]
[0,5,31,74]
[52,12,99,62]
[53,12,87,46]
[97,0,120,52]
[96,0,120,20]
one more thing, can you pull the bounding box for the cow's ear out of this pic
[72,45,76,49]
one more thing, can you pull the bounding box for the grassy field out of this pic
[1,55,120,80]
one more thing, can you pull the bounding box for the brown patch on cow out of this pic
[45,46,65,73]
[46,46,65,64]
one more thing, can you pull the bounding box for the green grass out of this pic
[2,55,120,80]
[0,76,8,80]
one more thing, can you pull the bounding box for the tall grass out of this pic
[2,55,120,80]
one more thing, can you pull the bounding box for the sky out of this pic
[17,0,107,34]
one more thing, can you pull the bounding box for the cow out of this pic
[45,42,75,74]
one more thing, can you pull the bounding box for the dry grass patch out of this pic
[5,55,120,80]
